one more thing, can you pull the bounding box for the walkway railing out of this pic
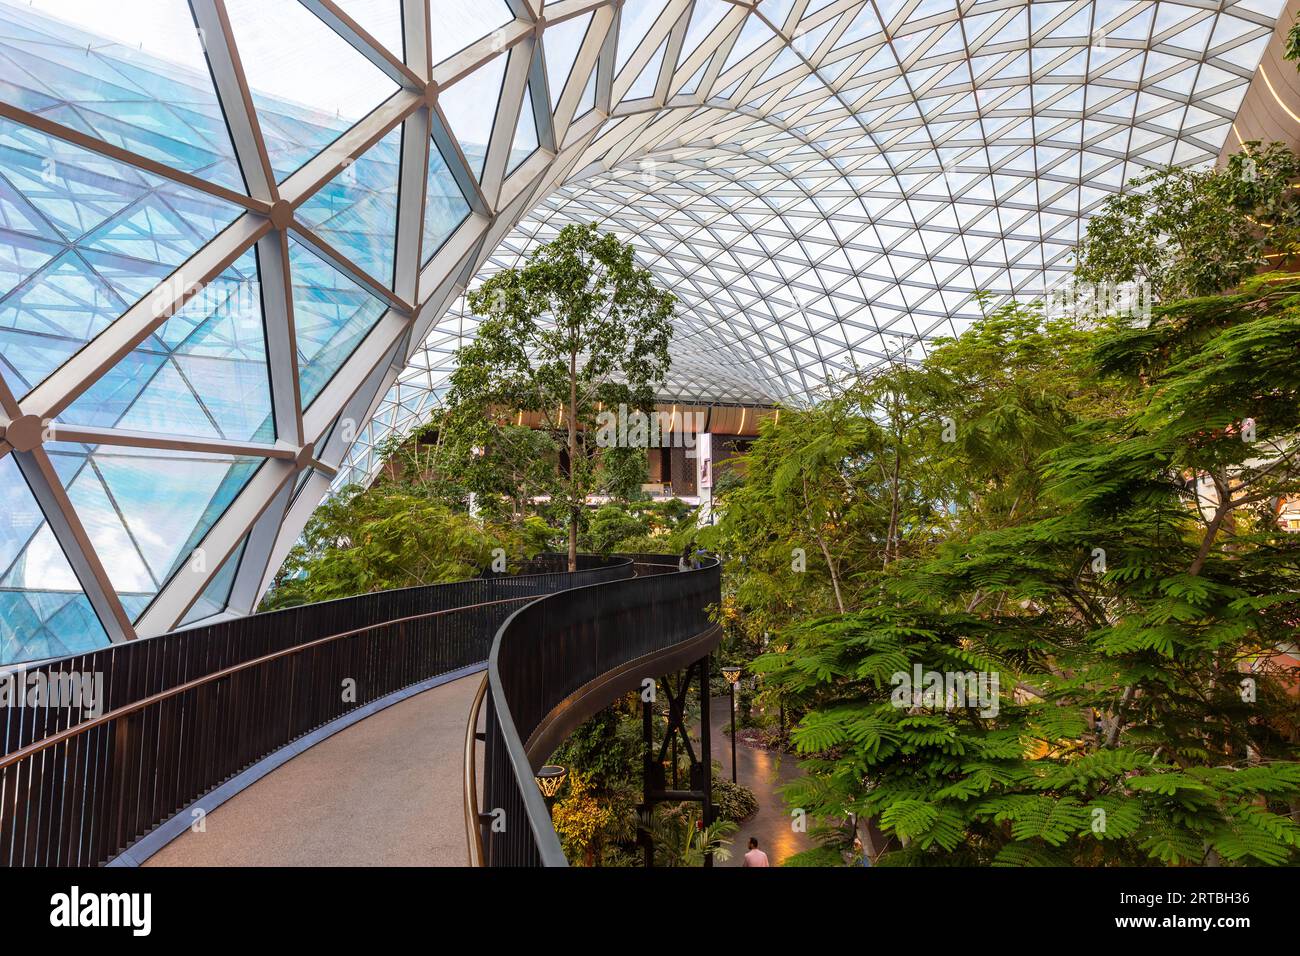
[0,555,631,867]
[466,556,722,866]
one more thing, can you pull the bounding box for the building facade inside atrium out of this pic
[0,0,1291,664]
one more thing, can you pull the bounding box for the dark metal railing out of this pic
[468,555,721,867]
[0,556,632,867]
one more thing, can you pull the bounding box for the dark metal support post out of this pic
[641,684,654,868]
[729,680,737,783]
[699,654,713,869]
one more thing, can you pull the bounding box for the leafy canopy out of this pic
[739,277,1300,866]
[442,223,675,566]
[1074,141,1300,301]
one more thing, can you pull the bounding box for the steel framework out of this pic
[0,0,1284,663]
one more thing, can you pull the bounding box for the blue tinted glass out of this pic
[222,0,399,183]
[59,250,274,443]
[296,126,401,288]
[179,534,248,626]
[543,12,592,106]
[45,442,263,620]
[440,50,507,181]
[0,3,245,192]
[0,251,130,399]
[0,455,110,664]
[289,236,388,408]
[0,118,241,398]
[507,84,541,176]
[423,136,471,264]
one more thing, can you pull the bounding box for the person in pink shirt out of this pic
[742,837,770,867]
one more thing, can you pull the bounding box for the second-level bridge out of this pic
[0,554,722,868]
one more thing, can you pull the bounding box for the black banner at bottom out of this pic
[0,864,1281,942]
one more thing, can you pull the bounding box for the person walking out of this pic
[742,837,770,867]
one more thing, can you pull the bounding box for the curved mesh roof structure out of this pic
[0,0,1285,662]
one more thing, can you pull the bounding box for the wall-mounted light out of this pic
[535,764,567,816]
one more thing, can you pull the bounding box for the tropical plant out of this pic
[712,777,759,822]
[261,482,517,610]
[650,803,737,866]
[1074,142,1300,301]
[548,697,642,865]
[442,223,675,569]
[552,770,621,867]
[755,273,1300,866]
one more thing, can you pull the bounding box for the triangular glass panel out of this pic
[0,119,241,400]
[677,55,712,96]
[721,13,772,73]
[423,137,472,265]
[543,11,593,106]
[440,50,509,181]
[333,0,404,58]
[762,0,799,31]
[507,84,541,176]
[46,440,263,620]
[624,38,668,101]
[617,0,667,76]
[179,534,249,627]
[576,64,599,117]
[0,2,245,192]
[679,0,731,66]
[222,0,399,183]
[429,0,514,67]
[288,236,389,408]
[0,455,110,665]
[296,126,401,288]
[58,249,274,444]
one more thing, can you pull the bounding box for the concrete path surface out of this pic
[145,674,481,867]
[707,696,813,867]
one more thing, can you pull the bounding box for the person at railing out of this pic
[678,541,710,571]
[742,837,770,867]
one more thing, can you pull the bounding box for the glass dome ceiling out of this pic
[0,0,1284,662]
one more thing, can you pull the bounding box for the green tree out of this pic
[444,223,675,569]
[1074,142,1300,301]
[550,696,643,866]
[585,503,648,555]
[757,275,1300,866]
[420,418,563,525]
[261,482,517,610]
[703,298,1096,650]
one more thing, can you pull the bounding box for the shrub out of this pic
[712,778,758,822]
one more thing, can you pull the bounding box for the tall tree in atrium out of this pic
[444,224,675,569]
[1074,141,1300,301]
[751,279,1300,865]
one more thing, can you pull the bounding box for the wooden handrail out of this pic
[463,673,490,867]
[0,595,535,770]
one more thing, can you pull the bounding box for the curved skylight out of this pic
[0,0,1284,662]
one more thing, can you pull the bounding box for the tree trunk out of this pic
[568,349,579,572]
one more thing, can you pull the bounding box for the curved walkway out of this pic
[144,674,480,867]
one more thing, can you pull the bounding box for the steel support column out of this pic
[636,653,714,868]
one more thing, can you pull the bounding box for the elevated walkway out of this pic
[145,675,479,867]
[1,553,719,869]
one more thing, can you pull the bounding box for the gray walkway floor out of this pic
[707,696,813,867]
[145,674,480,867]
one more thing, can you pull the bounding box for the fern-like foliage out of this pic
[723,273,1300,867]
